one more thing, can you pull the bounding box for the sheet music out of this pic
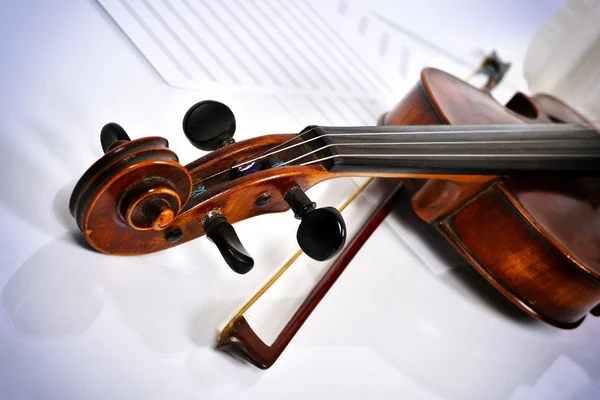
[97,0,519,127]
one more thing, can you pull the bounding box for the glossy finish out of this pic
[315,124,600,174]
[442,186,597,328]
[182,100,237,151]
[100,122,131,153]
[284,186,347,261]
[6,1,599,397]
[70,67,600,331]
[202,212,254,274]
[382,68,600,328]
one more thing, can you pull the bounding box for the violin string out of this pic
[297,153,598,168]
[192,126,318,186]
[238,123,592,168]
[275,138,600,167]
[232,124,593,167]
[193,123,597,186]
[250,126,320,159]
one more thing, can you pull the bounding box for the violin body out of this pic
[380,68,600,328]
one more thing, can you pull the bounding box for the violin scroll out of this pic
[69,101,347,270]
[69,124,192,252]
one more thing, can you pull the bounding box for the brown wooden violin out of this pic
[70,61,600,345]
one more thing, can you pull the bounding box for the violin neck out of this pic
[303,125,600,176]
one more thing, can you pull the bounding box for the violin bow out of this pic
[217,180,404,368]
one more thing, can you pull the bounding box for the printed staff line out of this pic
[338,0,349,16]
[290,0,387,93]
[371,12,475,70]
[306,97,336,125]
[149,0,230,83]
[193,0,282,86]
[331,97,366,125]
[213,0,302,88]
[358,15,370,37]
[118,0,194,80]
[277,1,370,94]
[258,0,346,92]
[233,0,321,90]
[322,97,353,125]
[300,0,396,93]
[379,32,390,57]
[355,99,382,121]
[177,0,261,85]
[340,98,373,125]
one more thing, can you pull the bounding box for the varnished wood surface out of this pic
[442,184,599,328]
[380,68,600,327]
[507,178,600,280]
[71,67,600,328]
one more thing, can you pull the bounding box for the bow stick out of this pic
[217,181,404,368]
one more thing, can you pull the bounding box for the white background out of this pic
[1,1,599,399]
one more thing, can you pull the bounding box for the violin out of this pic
[70,60,600,355]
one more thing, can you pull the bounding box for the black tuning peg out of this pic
[101,122,131,153]
[202,211,254,274]
[182,100,236,151]
[284,186,346,261]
